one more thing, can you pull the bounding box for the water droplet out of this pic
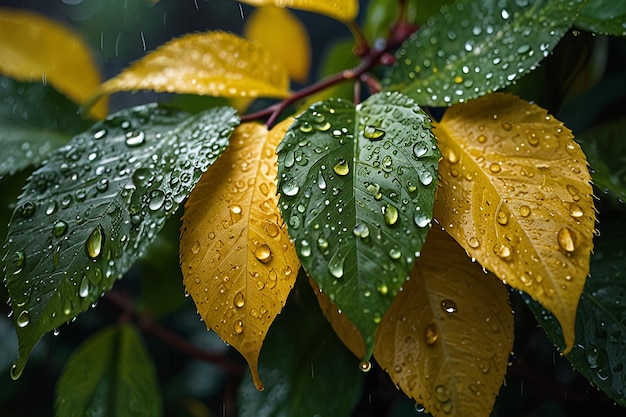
[317,171,327,190]
[229,204,242,223]
[477,134,487,143]
[328,250,345,278]
[234,291,245,308]
[413,142,428,158]
[53,221,68,237]
[493,243,513,261]
[16,310,30,328]
[85,225,104,260]
[94,129,107,139]
[568,203,584,218]
[389,248,402,259]
[383,204,399,225]
[353,223,370,238]
[317,237,329,251]
[359,360,372,372]
[557,227,577,252]
[502,121,513,131]
[45,201,57,215]
[440,299,457,314]
[333,159,350,176]
[489,163,501,174]
[125,130,146,147]
[419,170,434,186]
[149,190,165,211]
[299,240,311,257]
[18,201,36,218]
[363,125,386,140]
[255,244,273,264]
[264,222,280,238]
[425,322,439,345]
[496,209,508,225]
[79,275,90,298]
[299,121,313,133]
[468,236,480,248]
[12,250,25,274]
[191,240,201,254]
[378,283,389,295]
[414,211,430,228]
[10,364,23,380]
[281,179,300,196]
[233,319,244,334]
[519,205,531,217]
[435,384,451,402]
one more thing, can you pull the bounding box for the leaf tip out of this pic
[250,367,265,392]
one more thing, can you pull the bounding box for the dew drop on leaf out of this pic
[557,227,577,252]
[125,130,146,147]
[468,236,480,248]
[281,178,300,196]
[359,360,372,372]
[234,291,245,308]
[414,211,430,228]
[352,223,370,239]
[328,250,345,278]
[363,125,386,140]
[16,310,30,328]
[254,243,273,264]
[53,221,68,237]
[413,142,429,158]
[233,319,244,335]
[333,159,350,176]
[85,225,104,260]
[383,204,399,225]
[493,243,514,261]
[435,384,451,403]
[191,240,201,254]
[440,299,458,314]
[519,205,531,217]
[425,322,439,345]
[299,240,311,257]
[149,190,166,211]
[418,170,434,186]
[78,275,90,298]
[568,203,584,218]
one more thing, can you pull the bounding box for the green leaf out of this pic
[363,0,399,43]
[383,0,586,107]
[0,75,93,178]
[277,91,440,358]
[576,0,626,36]
[237,273,363,417]
[55,324,161,417]
[576,118,626,201]
[3,103,239,379]
[523,222,626,406]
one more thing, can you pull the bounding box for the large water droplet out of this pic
[440,299,457,314]
[333,159,350,176]
[85,225,104,260]
[496,209,509,225]
[125,130,146,147]
[234,291,245,308]
[299,240,311,257]
[18,201,36,218]
[281,179,300,196]
[255,244,273,264]
[191,240,201,254]
[557,227,577,252]
[435,384,451,402]
[328,251,345,278]
[383,204,399,225]
[53,221,68,237]
[568,203,583,218]
[16,310,30,328]
[229,204,243,223]
[359,360,372,372]
[419,170,434,186]
[493,243,513,261]
[317,171,327,190]
[414,211,430,228]
[363,125,386,140]
[519,205,531,217]
[413,142,429,158]
[79,275,90,298]
[233,319,244,334]
[149,190,165,211]
[353,223,370,238]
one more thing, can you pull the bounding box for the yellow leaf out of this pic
[180,120,300,391]
[239,0,358,22]
[433,93,595,353]
[374,227,514,417]
[94,32,290,104]
[0,8,106,119]
[244,6,311,84]
[310,277,366,359]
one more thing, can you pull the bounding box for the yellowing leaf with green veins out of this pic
[93,32,289,105]
[239,0,358,22]
[0,8,106,119]
[433,93,595,353]
[244,6,311,84]
[374,227,514,417]
[180,120,300,391]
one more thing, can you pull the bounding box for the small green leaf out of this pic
[576,118,626,201]
[3,103,239,378]
[0,75,93,178]
[524,222,626,407]
[384,0,586,106]
[55,324,161,417]
[277,91,440,358]
[237,274,363,417]
[576,0,626,36]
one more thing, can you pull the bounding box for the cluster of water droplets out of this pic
[386,0,585,105]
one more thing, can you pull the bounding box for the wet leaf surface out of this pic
[0,7,106,119]
[55,325,161,417]
[575,0,626,36]
[434,93,595,353]
[277,91,440,358]
[180,120,300,390]
[3,104,238,378]
[384,0,586,106]
[238,0,358,22]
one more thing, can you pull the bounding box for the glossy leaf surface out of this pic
[576,0,626,36]
[277,91,440,358]
[0,76,93,178]
[243,6,311,83]
[55,325,161,417]
[180,121,300,391]
[525,222,626,406]
[375,227,514,417]
[0,8,106,119]
[239,0,358,21]
[384,0,586,106]
[3,104,238,379]
[237,274,363,417]
[576,118,626,201]
[94,32,289,103]
[434,93,595,353]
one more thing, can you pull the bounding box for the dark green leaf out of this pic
[3,103,239,378]
[277,91,440,358]
[237,274,363,417]
[55,324,161,417]
[363,0,399,43]
[576,0,626,36]
[384,0,586,106]
[524,223,626,406]
[0,75,93,178]
[576,118,626,201]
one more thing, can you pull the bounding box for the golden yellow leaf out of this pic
[433,93,595,353]
[94,32,290,104]
[374,227,514,417]
[310,277,366,359]
[244,6,311,84]
[180,120,300,391]
[239,0,358,22]
[0,8,106,119]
